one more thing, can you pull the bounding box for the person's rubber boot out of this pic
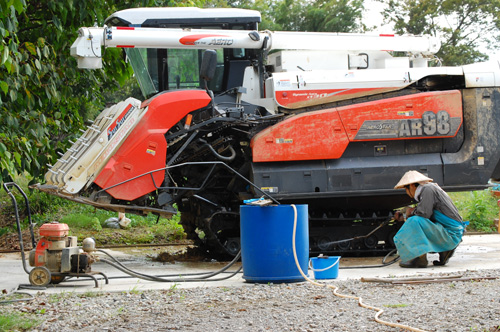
[399,254,428,268]
[433,249,456,266]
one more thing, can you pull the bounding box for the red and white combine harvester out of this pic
[36,7,500,256]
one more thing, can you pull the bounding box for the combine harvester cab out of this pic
[38,7,500,256]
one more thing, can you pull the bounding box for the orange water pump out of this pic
[27,222,99,286]
[4,182,107,288]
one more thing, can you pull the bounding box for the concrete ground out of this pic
[1,233,499,295]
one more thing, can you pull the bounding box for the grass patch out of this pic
[0,312,41,331]
[126,284,143,295]
[63,206,186,246]
[60,213,102,231]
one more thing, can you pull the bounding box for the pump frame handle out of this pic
[3,182,37,274]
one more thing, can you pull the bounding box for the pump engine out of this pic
[28,222,98,286]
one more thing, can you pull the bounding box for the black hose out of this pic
[2,182,33,275]
[0,290,35,304]
[198,139,236,162]
[339,249,400,269]
[97,249,223,278]
[382,249,400,265]
[100,258,242,282]
[97,249,242,282]
[313,217,401,269]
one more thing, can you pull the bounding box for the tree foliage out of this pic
[378,0,500,65]
[231,0,364,32]
[0,0,205,184]
[300,0,364,32]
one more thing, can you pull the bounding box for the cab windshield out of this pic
[125,48,224,99]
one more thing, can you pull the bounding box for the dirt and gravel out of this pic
[2,269,499,332]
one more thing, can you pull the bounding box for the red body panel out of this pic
[94,90,211,200]
[251,110,350,162]
[252,90,463,162]
[339,90,462,142]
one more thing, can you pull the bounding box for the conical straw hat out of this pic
[394,170,433,189]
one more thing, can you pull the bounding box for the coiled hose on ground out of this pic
[290,204,429,332]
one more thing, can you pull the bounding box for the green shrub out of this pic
[151,222,186,241]
[130,216,150,227]
[450,190,498,232]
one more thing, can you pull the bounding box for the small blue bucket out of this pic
[310,256,340,279]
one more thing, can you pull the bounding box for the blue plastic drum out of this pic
[240,204,309,282]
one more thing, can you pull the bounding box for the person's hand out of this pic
[405,207,415,217]
[394,210,405,222]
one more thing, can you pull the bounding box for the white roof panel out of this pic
[105,7,261,26]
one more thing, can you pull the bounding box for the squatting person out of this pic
[393,170,468,268]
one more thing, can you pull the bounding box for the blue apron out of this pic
[394,210,467,262]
